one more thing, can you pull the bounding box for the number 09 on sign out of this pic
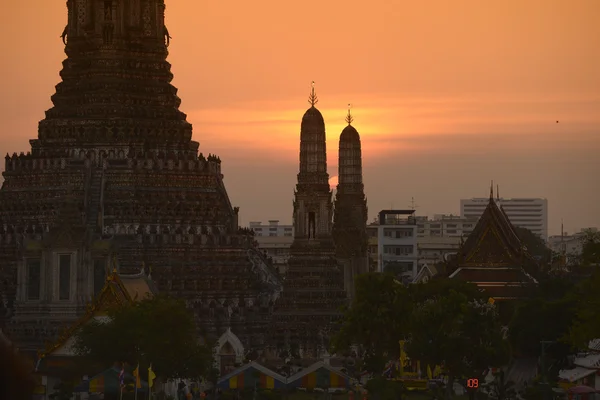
[467,379,479,389]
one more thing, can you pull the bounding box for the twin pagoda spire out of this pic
[298,82,363,191]
[293,82,367,247]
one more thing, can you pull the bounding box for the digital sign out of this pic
[466,378,479,389]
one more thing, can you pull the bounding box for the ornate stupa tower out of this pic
[271,83,347,361]
[333,105,369,298]
[0,0,281,358]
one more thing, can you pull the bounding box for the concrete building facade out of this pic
[375,210,419,282]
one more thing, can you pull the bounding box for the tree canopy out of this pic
[406,289,510,390]
[514,226,551,262]
[508,274,576,359]
[567,269,600,348]
[74,294,212,380]
[579,229,600,266]
[332,274,509,387]
[332,273,411,373]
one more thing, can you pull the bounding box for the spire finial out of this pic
[345,103,354,125]
[308,81,318,106]
[496,184,499,201]
[490,180,494,200]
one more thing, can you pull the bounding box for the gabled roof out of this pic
[39,268,157,359]
[287,361,353,388]
[218,361,287,386]
[456,187,537,269]
[412,264,439,284]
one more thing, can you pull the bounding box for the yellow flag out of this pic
[488,297,495,305]
[427,365,432,379]
[133,364,141,389]
[148,364,157,388]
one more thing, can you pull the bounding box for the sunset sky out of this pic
[1,0,599,235]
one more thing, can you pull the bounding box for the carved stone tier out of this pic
[0,0,282,354]
[333,118,368,297]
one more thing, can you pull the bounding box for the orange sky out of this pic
[1,0,599,235]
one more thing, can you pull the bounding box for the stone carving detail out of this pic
[142,1,152,36]
[77,0,86,25]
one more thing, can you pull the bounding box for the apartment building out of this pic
[375,210,419,282]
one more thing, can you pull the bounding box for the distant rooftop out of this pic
[378,209,416,225]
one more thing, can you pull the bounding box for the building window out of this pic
[59,254,71,301]
[447,229,457,234]
[269,233,277,237]
[93,259,106,296]
[27,259,41,301]
[383,245,414,255]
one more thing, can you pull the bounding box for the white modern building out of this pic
[249,221,293,274]
[460,197,548,240]
[415,214,479,238]
[375,210,419,282]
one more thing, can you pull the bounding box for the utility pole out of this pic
[540,340,555,400]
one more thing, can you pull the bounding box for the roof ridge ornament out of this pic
[345,104,353,125]
[308,81,318,106]
[490,180,494,200]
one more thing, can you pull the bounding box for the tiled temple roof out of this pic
[448,184,538,299]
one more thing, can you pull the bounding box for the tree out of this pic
[568,269,600,348]
[514,227,551,263]
[406,289,509,400]
[74,294,212,380]
[331,273,411,373]
[509,273,576,359]
[579,229,600,266]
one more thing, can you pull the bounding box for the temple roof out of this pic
[455,185,538,269]
[448,184,538,299]
[39,268,157,359]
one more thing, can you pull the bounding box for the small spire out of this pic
[345,103,354,125]
[496,184,500,201]
[308,81,318,106]
[490,180,494,200]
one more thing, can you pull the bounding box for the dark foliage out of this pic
[74,294,212,380]
[0,341,34,400]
